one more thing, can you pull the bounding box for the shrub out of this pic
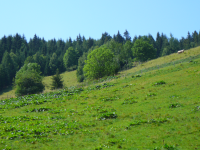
[99,112,117,120]
[169,103,181,108]
[153,80,166,86]
[14,63,44,96]
[146,92,157,97]
[132,74,141,78]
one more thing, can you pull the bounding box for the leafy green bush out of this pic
[193,106,200,112]
[77,74,84,82]
[169,103,181,108]
[132,74,141,78]
[99,112,117,120]
[153,80,166,86]
[14,63,44,96]
[164,144,177,150]
[146,92,157,97]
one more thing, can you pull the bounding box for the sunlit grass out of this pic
[1,52,200,149]
[43,70,78,90]
[0,70,79,100]
[125,46,200,74]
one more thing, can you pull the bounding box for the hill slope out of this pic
[1,46,200,99]
[0,47,200,149]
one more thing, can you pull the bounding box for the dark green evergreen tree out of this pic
[0,36,7,62]
[179,37,184,49]
[124,30,131,41]
[87,37,94,50]
[185,31,191,49]
[168,34,180,53]
[12,33,22,53]
[192,31,198,46]
[198,31,200,45]
[65,37,73,51]
[49,53,58,74]
[114,31,124,44]
[1,51,16,85]
[7,35,13,52]
[51,69,63,90]
[44,56,51,76]
[100,32,112,45]
[156,32,163,57]
[132,36,138,44]
[0,64,6,90]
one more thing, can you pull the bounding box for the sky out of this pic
[0,0,200,42]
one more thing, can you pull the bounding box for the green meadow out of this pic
[0,47,200,149]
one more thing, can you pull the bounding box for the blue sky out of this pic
[0,0,199,42]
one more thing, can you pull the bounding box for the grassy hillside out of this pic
[1,46,200,99]
[0,47,200,149]
[0,70,78,100]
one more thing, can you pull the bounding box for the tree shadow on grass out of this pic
[0,86,15,100]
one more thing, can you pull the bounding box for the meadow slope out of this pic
[1,46,200,99]
[0,47,200,149]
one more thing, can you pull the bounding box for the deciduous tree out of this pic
[132,37,156,62]
[63,47,77,70]
[83,47,118,79]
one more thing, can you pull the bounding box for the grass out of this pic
[125,46,200,75]
[0,70,78,100]
[0,46,200,149]
[43,70,78,91]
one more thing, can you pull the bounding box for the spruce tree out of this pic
[123,30,131,41]
[51,69,63,90]
[114,31,124,44]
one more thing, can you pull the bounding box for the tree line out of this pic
[0,30,200,91]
